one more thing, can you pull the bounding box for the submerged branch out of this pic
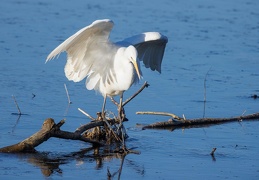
[138,112,259,129]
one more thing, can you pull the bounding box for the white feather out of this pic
[46,19,167,98]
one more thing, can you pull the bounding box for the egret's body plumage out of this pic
[46,19,167,117]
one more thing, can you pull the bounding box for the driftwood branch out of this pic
[109,81,149,108]
[0,118,102,153]
[123,81,149,107]
[136,111,183,120]
[137,112,259,129]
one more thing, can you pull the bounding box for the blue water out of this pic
[1,0,259,179]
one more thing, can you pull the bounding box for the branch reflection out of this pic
[16,145,144,179]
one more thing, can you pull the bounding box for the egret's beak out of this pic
[132,60,141,80]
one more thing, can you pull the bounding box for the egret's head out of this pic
[126,45,141,80]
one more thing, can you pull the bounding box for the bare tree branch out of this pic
[136,111,183,120]
[138,112,259,129]
[0,118,102,153]
[123,81,149,107]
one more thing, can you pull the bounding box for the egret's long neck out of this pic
[113,47,135,89]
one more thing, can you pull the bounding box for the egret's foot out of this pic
[96,111,106,121]
[96,112,103,121]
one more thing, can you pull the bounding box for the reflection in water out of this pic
[63,103,71,117]
[107,154,126,180]
[16,146,144,179]
[2,0,258,178]
[28,154,64,177]
[211,154,216,162]
[11,115,21,133]
[15,152,65,177]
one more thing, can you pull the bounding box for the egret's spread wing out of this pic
[46,19,116,85]
[117,32,168,73]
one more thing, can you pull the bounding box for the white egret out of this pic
[46,19,167,119]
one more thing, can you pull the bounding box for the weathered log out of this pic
[138,112,259,129]
[0,118,102,153]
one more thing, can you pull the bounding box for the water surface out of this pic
[0,0,259,179]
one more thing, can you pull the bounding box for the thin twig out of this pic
[136,111,183,120]
[78,108,95,121]
[12,95,22,115]
[64,84,72,104]
[210,147,217,156]
[123,81,149,107]
[183,114,186,120]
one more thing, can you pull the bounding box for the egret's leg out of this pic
[118,93,123,121]
[118,93,127,149]
[102,94,107,119]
